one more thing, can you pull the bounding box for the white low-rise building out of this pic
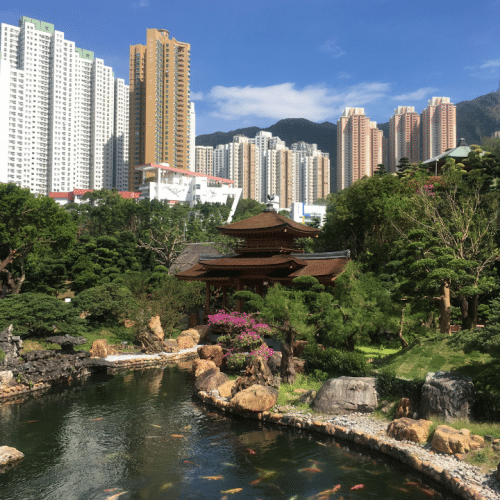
[290,202,327,227]
[136,163,242,222]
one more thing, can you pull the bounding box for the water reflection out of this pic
[0,365,459,500]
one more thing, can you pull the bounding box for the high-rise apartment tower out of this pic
[421,97,456,161]
[388,106,421,173]
[337,107,382,191]
[129,29,191,190]
[0,17,129,194]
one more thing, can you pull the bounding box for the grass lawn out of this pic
[357,345,400,360]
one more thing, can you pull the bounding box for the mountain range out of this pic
[196,91,500,178]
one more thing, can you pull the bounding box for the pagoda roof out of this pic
[218,209,321,237]
[200,254,306,270]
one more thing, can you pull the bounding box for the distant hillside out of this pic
[196,91,500,190]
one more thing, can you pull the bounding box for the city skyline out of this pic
[1,1,498,136]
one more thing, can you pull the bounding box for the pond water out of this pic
[0,364,459,500]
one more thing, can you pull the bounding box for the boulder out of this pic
[46,335,87,354]
[0,446,24,467]
[148,316,164,341]
[192,325,210,344]
[177,336,196,350]
[0,325,23,367]
[0,370,13,387]
[496,462,500,483]
[293,340,308,357]
[431,425,484,454]
[197,345,225,367]
[192,359,216,377]
[299,389,317,405]
[311,376,378,414]
[232,356,279,397]
[194,367,229,393]
[89,339,116,359]
[230,385,278,412]
[395,397,414,419]
[266,352,306,375]
[162,339,179,353]
[178,328,200,344]
[421,372,474,421]
[218,380,236,398]
[387,417,433,443]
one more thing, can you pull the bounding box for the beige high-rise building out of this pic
[337,107,382,191]
[195,145,213,176]
[388,106,421,173]
[129,29,191,190]
[421,97,456,161]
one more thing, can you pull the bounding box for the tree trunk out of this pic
[466,294,479,329]
[1,257,25,295]
[439,281,451,335]
[280,321,295,384]
[346,333,356,351]
[398,307,408,348]
[460,296,469,330]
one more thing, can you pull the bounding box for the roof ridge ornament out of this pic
[264,193,276,212]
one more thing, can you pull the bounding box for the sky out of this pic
[2,0,500,135]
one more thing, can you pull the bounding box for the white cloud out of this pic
[190,91,204,101]
[206,82,390,122]
[320,39,346,58]
[131,0,150,7]
[480,59,500,69]
[337,71,352,80]
[392,87,437,100]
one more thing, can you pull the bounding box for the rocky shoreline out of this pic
[195,389,500,500]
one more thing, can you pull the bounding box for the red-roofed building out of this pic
[49,190,140,205]
[176,201,350,319]
[136,163,242,222]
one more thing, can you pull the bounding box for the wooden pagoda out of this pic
[176,203,350,319]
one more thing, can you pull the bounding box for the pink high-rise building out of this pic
[337,107,382,191]
[421,97,456,161]
[389,106,421,173]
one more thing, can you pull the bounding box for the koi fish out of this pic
[316,441,327,446]
[160,483,173,490]
[255,468,278,480]
[221,488,243,494]
[222,462,237,467]
[183,460,198,466]
[90,418,103,421]
[26,420,38,423]
[105,492,127,500]
[170,434,184,438]
[246,448,256,455]
[407,482,440,497]
[350,484,364,491]
[299,467,322,473]
[150,424,161,428]
[201,475,224,481]
[183,425,192,431]
[317,484,341,495]
[104,489,119,492]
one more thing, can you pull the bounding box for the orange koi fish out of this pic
[250,478,262,485]
[201,475,224,481]
[246,448,256,455]
[170,434,184,438]
[350,484,364,491]
[90,418,103,421]
[105,491,127,500]
[299,467,322,473]
[220,487,243,494]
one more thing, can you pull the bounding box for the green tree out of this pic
[0,184,76,295]
[0,293,86,337]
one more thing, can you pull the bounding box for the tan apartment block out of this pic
[129,29,191,190]
[389,106,421,172]
[422,97,456,161]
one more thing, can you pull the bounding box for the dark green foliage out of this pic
[302,343,369,377]
[0,293,86,337]
[232,198,265,222]
[375,366,424,407]
[72,283,135,322]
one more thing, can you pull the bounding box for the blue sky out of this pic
[2,0,500,135]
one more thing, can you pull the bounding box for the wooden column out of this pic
[204,283,211,322]
[222,287,227,309]
[236,280,244,312]
[256,283,264,296]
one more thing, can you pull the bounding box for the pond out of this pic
[0,364,459,500]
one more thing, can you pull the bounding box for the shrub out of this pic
[302,343,369,377]
[375,366,424,406]
[225,352,247,371]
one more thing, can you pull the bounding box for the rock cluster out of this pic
[387,417,433,443]
[312,376,378,414]
[432,425,485,455]
[0,446,24,467]
[0,325,22,367]
[421,371,475,421]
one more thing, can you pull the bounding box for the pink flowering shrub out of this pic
[208,310,271,337]
[417,183,436,197]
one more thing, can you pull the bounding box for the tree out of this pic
[0,293,87,337]
[0,184,76,295]
[391,159,500,332]
[232,198,265,222]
